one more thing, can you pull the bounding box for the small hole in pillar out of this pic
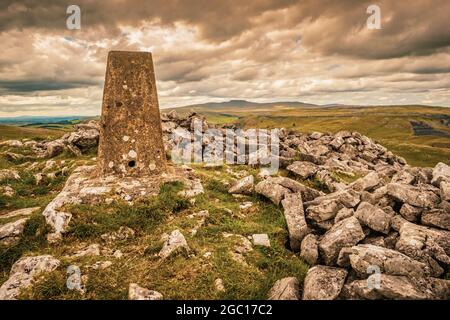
[128,160,136,168]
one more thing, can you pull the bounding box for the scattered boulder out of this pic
[251,234,271,247]
[334,207,354,224]
[349,172,380,192]
[0,218,28,245]
[319,216,365,265]
[214,278,225,292]
[228,175,254,195]
[0,169,20,182]
[281,193,310,251]
[72,244,101,258]
[255,179,290,205]
[159,230,190,260]
[0,207,39,219]
[300,234,319,266]
[287,161,318,179]
[431,162,450,186]
[302,266,347,300]
[0,255,60,300]
[101,227,135,243]
[440,181,450,201]
[128,283,163,300]
[340,244,429,278]
[399,204,422,222]
[268,277,300,300]
[387,183,440,208]
[344,275,450,300]
[0,140,23,147]
[354,202,391,234]
[421,210,450,231]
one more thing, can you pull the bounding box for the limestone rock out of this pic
[67,128,99,152]
[319,216,365,265]
[255,179,290,205]
[178,179,204,198]
[387,183,440,208]
[72,244,101,258]
[345,275,450,300]
[44,140,65,158]
[281,193,310,251]
[101,226,135,243]
[343,244,429,277]
[0,185,14,197]
[0,255,60,300]
[268,277,300,300]
[228,175,254,195]
[300,234,319,266]
[159,229,190,260]
[440,181,450,201]
[399,203,422,222]
[270,176,324,201]
[0,218,28,245]
[128,283,163,300]
[421,209,450,231]
[211,278,225,292]
[0,207,39,219]
[302,266,347,300]
[350,172,380,192]
[334,207,354,224]
[0,139,23,147]
[251,234,271,247]
[354,202,391,234]
[286,161,318,179]
[306,199,343,222]
[431,162,450,186]
[0,169,20,182]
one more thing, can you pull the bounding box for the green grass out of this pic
[10,165,309,300]
[0,213,50,278]
[66,181,189,240]
[0,125,65,141]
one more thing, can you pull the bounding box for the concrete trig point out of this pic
[98,51,166,177]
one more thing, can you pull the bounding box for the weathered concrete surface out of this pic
[98,51,166,177]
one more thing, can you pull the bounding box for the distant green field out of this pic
[0,125,66,141]
[171,104,450,168]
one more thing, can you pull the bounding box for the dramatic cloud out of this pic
[0,0,449,116]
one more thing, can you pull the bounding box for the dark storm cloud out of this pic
[1,0,450,116]
[0,79,99,92]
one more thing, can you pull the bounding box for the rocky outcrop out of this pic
[159,230,190,260]
[0,218,28,245]
[128,283,163,300]
[343,275,450,300]
[0,255,60,300]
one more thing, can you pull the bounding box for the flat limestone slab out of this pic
[98,51,166,177]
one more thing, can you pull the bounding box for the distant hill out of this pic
[166,99,319,113]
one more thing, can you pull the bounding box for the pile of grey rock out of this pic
[0,120,99,159]
[252,161,450,300]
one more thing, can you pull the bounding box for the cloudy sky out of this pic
[1,0,450,117]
